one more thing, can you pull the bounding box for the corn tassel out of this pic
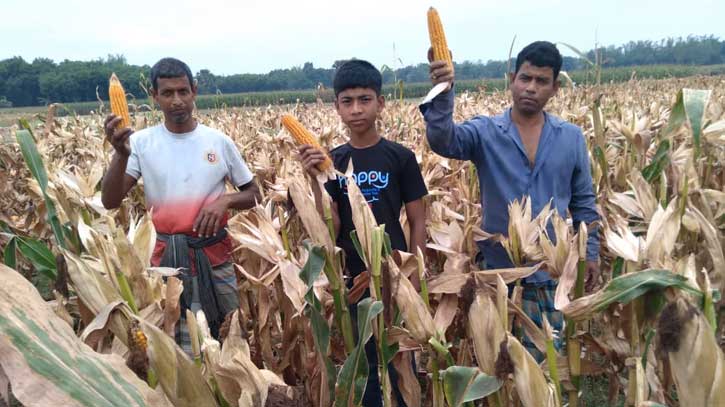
[427,7,454,70]
[109,73,131,128]
[281,114,332,171]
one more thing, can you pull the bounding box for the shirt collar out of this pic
[494,108,565,131]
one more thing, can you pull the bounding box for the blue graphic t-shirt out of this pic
[325,138,428,278]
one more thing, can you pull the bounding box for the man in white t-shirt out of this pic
[101,58,260,343]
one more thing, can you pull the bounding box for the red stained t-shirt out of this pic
[125,123,254,266]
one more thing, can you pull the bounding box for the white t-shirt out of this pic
[126,123,253,235]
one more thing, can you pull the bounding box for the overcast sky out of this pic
[3,0,723,75]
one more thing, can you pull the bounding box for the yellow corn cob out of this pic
[427,7,454,71]
[129,320,147,352]
[109,72,131,128]
[281,114,333,171]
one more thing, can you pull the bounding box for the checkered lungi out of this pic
[520,280,564,362]
[174,262,239,356]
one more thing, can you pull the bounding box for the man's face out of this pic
[510,61,559,116]
[152,76,197,125]
[334,87,384,134]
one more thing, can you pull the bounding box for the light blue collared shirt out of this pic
[421,88,599,283]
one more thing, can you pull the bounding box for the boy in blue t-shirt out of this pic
[298,59,427,407]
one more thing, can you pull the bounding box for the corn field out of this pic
[0,75,724,407]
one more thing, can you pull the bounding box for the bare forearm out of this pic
[408,221,427,256]
[101,153,130,209]
[224,182,261,211]
[408,221,426,289]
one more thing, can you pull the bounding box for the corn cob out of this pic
[109,72,131,128]
[427,7,454,70]
[128,320,148,352]
[281,114,333,171]
[126,320,151,382]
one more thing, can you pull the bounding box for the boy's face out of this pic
[334,87,384,135]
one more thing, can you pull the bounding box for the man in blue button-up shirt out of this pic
[421,41,600,360]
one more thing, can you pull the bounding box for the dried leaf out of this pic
[288,178,335,251]
[503,333,558,407]
[391,352,421,407]
[468,291,506,375]
[658,298,725,407]
[0,264,171,407]
[389,257,437,344]
[163,277,183,337]
[80,300,125,349]
[214,310,269,407]
[433,294,458,335]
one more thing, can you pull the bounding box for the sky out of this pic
[2,0,724,75]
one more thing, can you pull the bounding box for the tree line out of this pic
[0,35,723,108]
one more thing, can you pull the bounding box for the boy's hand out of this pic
[427,47,454,92]
[104,114,133,157]
[297,145,327,177]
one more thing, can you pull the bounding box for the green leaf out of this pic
[15,129,66,250]
[308,306,336,397]
[663,89,687,138]
[612,257,624,278]
[17,237,56,280]
[641,328,656,368]
[350,230,366,265]
[442,366,502,407]
[682,88,712,158]
[3,236,17,269]
[299,242,336,403]
[593,145,608,179]
[565,269,705,322]
[299,241,326,293]
[643,291,667,321]
[382,231,392,257]
[381,331,399,366]
[334,298,384,407]
[16,129,47,191]
[595,269,702,313]
[63,223,81,253]
[642,139,670,182]
[0,263,170,406]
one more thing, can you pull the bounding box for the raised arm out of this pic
[420,55,485,162]
[101,114,138,209]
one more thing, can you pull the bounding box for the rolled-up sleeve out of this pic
[420,89,484,162]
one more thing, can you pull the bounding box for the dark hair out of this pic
[333,59,382,96]
[150,58,194,90]
[515,41,563,79]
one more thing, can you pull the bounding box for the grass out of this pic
[580,375,624,406]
